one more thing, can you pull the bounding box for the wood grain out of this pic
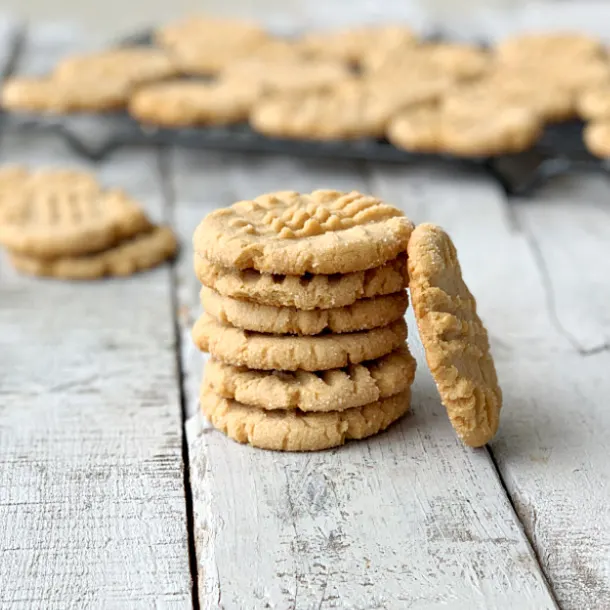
[171,149,556,609]
[370,162,610,610]
[0,27,192,609]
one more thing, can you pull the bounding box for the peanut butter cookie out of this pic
[203,345,416,412]
[10,225,177,279]
[194,253,408,310]
[193,190,413,275]
[129,80,257,127]
[192,313,407,371]
[407,223,502,447]
[201,285,408,335]
[0,169,150,258]
[200,384,412,451]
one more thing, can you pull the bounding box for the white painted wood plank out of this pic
[501,176,610,609]
[369,162,610,610]
[171,149,556,609]
[0,28,192,609]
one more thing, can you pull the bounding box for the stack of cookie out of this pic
[192,190,417,451]
[0,167,177,279]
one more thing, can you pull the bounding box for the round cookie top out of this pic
[193,190,413,274]
[407,223,502,447]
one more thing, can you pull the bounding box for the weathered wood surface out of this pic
[0,27,192,609]
[370,163,610,610]
[3,7,610,609]
[173,150,556,609]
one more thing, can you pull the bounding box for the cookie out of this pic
[386,105,443,154]
[246,38,307,63]
[201,285,408,335]
[129,80,257,127]
[200,384,412,451]
[298,24,417,64]
[193,190,413,275]
[441,105,542,157]
[388,104,542,157]
[194,253,408,310]
[2,76,129,113]
[365,42,489,80]
[249,87,393,140]
[495,32,603,66]
[577,85,610,120]
[364,68,456,111]
[9,225,177,279]
[0,169,150,258]
[53,48,177,86]
[203,345,416,411]
[443,75,575,123]
[543,59,610,95]
[0,166,28,207]
[157,15,267,52]
[407,223,501,447]
[222,57,352,95]
[192,313,407,371]
[157,16,269,75]
[584,120,610,158]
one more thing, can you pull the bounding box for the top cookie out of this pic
[0,168,150,258]
[193,190,413,275]
[407,223,502,447]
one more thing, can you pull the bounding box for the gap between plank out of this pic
[157,146,201,610]
[360,160,562,608]
[486,445,561,609]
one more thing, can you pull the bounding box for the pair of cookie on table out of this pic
[0,167,177,279]
[191,190,502,452]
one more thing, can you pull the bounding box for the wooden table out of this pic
[1,11,609,610]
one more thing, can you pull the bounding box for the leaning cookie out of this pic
[408,223,502,447]
[9,225,177,279]
[192,313,407,371]
[203,345,416,412]
[200,384,412,451]
[193,189,413,275]
[201,285,408,334]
